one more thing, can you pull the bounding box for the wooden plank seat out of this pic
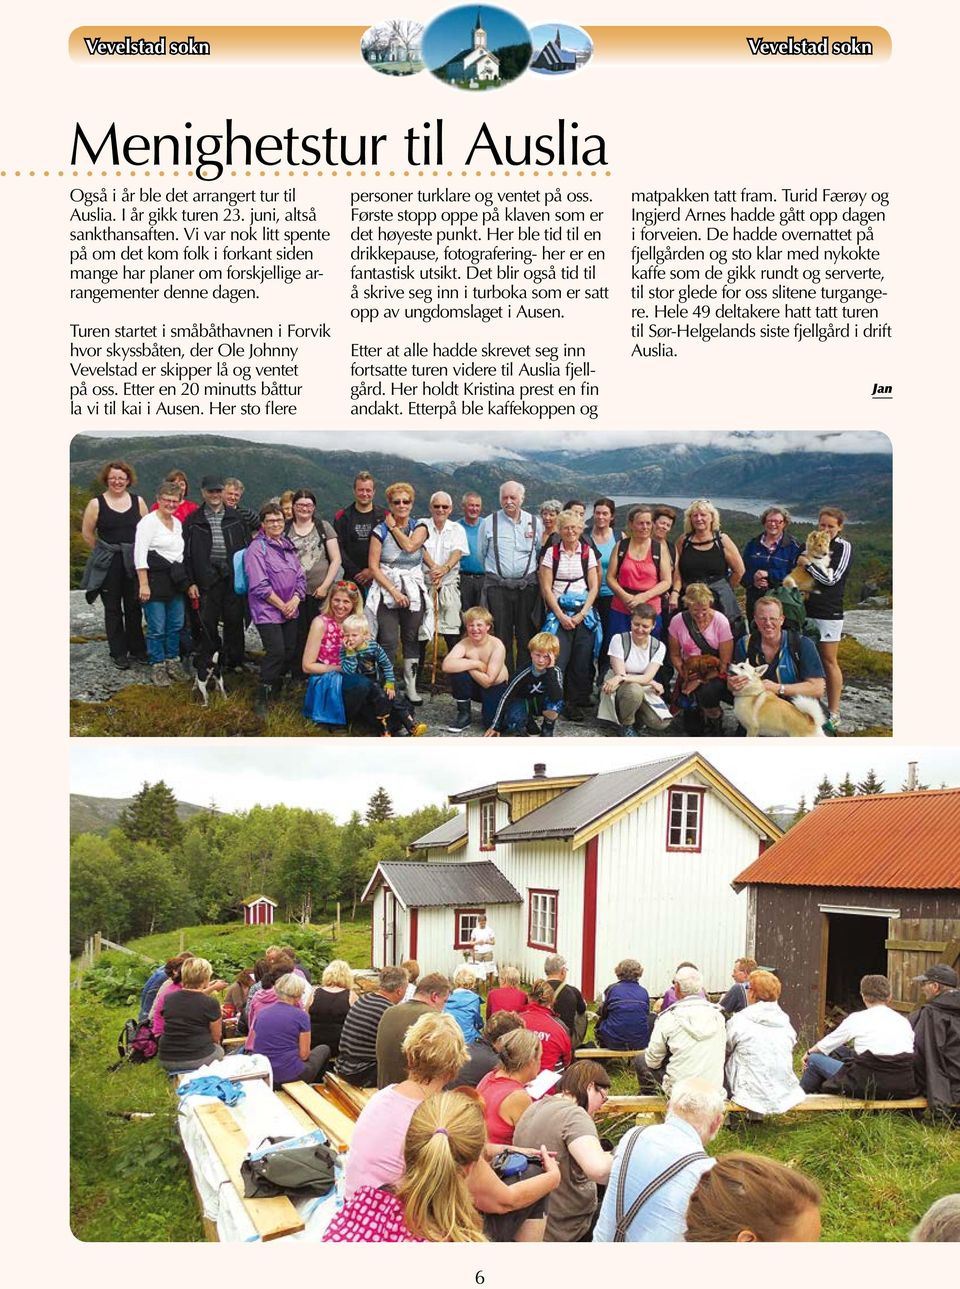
[574,1048,645,1060]
[323,1071,375,1118]
[193,1102,304,1241]
[222,1036,246,1051]
[602,1093,929,1118]
[282,1081,357,1148]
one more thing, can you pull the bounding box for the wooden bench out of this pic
[602,1094,929,1119]
[282,1081,357,1148]
[574,1048,644,1060]
[194,1101,304,1241]
[323,1071,375,1118]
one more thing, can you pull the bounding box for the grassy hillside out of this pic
[70,793,208,838]
[70,917,364,1240]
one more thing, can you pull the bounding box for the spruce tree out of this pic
[118,780,184,849]
[813,776,836,805]
[857,769,885,795]
[791,795,808,826]
[366,786,395,824]
[837,773,857,797]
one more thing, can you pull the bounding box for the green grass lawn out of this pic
[72,919,956,1243]
[71,992,204,1242]
[596,1058,960,1242]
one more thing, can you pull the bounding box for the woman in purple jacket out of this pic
[244,501,307,718]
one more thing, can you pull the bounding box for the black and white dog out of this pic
[194,649,227,706]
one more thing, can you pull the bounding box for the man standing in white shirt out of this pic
[420,491,469,662]
[800,973,915,1093]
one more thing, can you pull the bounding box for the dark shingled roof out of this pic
[495,755,692,841]
[371,861,522,908]
[407,814,467,851]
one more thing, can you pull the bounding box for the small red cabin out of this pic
[243,895,278,927]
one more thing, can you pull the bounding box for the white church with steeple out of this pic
[441,10,500,86]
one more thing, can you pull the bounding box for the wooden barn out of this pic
[364,754,780,996]
[242,895,278,927]
[733,789,960,1041]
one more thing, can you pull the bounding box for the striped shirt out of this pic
[803,536,852,620]
[204,505,227,565]
[336,992,393,1083]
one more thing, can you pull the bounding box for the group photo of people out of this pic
[73,433,886,738]
[128,940,959,1244]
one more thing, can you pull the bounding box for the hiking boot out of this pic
[824,713,842,736]
[165,658,185,682]
[410,722,428,737]
[620,725,639,737]
[704,714,723,737]
[151,662,171,687]
[455,700,473,730]
[254,684,271,718]
[565,704,585,723]
[539,719,556,737]
[526,716,542,736]
[112,654,131,671]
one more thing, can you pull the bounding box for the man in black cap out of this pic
[910,964,960,1122]
[183,475,252,675]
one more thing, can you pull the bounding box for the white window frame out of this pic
[480,797,497,850]
[666,787,704,851]
[528,889,558,951]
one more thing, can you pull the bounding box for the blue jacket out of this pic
[597,979,651,1050]
[138,966,168,1023]
[444,988,482,1044]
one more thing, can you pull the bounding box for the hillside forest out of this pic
[70,780,454,956]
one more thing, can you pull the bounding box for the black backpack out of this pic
[615,536,661,570]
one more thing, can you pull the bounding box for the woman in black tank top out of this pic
[308,961,358,1056]
[80,459,148,667]
[668,498,745,622]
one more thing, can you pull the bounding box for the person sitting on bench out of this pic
[800,973,917,1098]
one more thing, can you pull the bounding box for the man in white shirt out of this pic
[800,973,915,1093]
[420,491,469,662]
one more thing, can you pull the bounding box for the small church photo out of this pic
[529,22,594,75]
[423,6,532,90]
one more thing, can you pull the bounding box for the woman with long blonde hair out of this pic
[323,1091,487,1242]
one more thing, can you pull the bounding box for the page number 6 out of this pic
[475,1274,485,1285]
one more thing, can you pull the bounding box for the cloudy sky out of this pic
[70,742,953,822]
[78,429,890,466]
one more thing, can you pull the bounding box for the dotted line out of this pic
[1,169,614,179]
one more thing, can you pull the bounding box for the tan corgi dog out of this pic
[728,659,826,737]
[783,528,832,595]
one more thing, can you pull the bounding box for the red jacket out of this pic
[520,1001,572,1072]
[486,985,528,1019]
